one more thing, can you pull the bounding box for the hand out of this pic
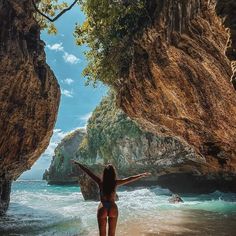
[142,172,151,177]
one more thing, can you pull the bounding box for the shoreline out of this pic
[4,181,236,236]
[88,209,236,236]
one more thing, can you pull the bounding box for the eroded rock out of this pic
[43,129,101,200]
[215,0,236,90]
[168,194,183,204]
[44,1,236,198]
[44,129,86,184]
[45,95,216,199]
[116,0,236,185]
[0,0,60,214]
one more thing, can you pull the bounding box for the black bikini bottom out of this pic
[102,201,112,210]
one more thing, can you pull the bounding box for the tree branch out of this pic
[32,0,79,22]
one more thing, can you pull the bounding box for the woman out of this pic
[71,160,151,236]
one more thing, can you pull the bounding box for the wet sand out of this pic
[89,209,236,236]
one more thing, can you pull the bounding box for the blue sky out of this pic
[20,2,107,179]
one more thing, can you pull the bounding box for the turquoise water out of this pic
[0,181,236,235]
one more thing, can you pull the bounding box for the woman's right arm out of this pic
[116,172,151,186]
[71,160,101,185]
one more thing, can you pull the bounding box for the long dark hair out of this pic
[102,164,117,195]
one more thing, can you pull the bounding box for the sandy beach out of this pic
[88,209,236,236]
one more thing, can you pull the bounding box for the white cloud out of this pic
[61,89,73,98]
[79,112,92,122]
[47,42,64,52]
[63,52,80,64]
[63,78,74,85]
[47,42,80,65]
[74,125,87,130]
[43,129,68,157]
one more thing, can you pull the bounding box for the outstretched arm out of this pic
[116,172,151,186]
[71,160,101,185]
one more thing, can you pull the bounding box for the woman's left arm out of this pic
[116,172,151,186]
[71,160,101,185]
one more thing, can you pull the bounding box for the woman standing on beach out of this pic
[71,160,151,236]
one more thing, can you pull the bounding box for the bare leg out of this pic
[97,203,108,236]
[108,203,118,236]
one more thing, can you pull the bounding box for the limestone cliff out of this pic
[43,128,102,200]
[215,0,236,89]
[44,129,86,184]
[0,0,60,214]
[115,0,236,189]
[46,94,212,199]
[78,93,200,179]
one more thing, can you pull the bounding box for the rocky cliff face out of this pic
[46,94,216,199]
[79,94,201,180]
[0,0,60,214]
[215,0,236,89]
[43,128,102,200]
[44,129,86,184]
[116,0,236,189]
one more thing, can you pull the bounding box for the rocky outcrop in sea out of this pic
[44,129,86,184]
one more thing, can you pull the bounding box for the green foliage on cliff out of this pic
[62,129,84,143]
[77,92,142,162]
[78,135,96,161]
[34,0,70,34]
[74,0,150,85]
[34,0,151,85]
